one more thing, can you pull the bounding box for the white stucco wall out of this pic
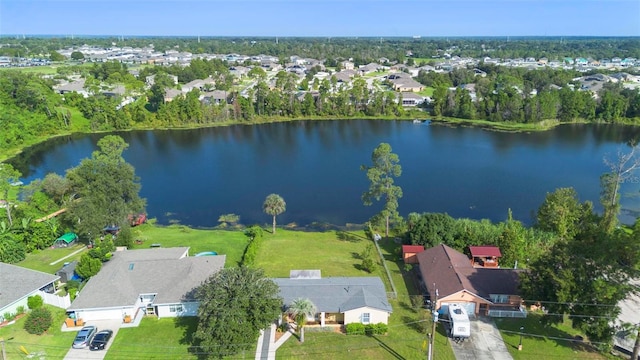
[156,302,199,318]
[343,307,389,325]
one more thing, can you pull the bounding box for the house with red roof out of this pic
[469,245,502,268]
[416,244,525,318]
[402,245,425,264]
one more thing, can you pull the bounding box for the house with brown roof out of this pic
[416,244,525,318]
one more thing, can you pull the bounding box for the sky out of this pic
[0,0,639,37]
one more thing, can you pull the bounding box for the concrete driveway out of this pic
[63,319,122,360]
[449,317,513,360]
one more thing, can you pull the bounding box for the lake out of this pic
[9,120,640,228]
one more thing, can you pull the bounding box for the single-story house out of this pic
[54,232,78,248]
[56,261,78,283]
[67,247,225,324]
[402,245,425,264]
[273,274,392,326]
[0,263,60,321]
[416,244,525,318]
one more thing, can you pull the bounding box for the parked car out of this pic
[72,326,97,349]
[89,329,113,351]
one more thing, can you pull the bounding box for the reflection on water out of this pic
[8,120,640,227]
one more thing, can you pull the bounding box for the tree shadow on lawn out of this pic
[173,316,206,359]
[494,315,604,355]
[336,231,365,242]
[372,335,406,360]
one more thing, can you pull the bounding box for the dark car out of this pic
[72,326,97,349]
[89,329,113,351]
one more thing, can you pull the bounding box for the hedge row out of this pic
[242,226,264,266]
[345,322,388,335]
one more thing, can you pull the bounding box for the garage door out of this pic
[441,302,476,318]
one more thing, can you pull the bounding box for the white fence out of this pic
[487,307,527,318]
[38,291,71,309]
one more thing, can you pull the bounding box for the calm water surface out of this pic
[10,120,640,227]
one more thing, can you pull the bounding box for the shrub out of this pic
[364,323,388,336]
[66,279,81,290]
[27,295,43,309]
[16,305,26,314]
[374,322,388,335]
[24,307,52,335]
[3,312,15,322]
[345,322,365,335]
[69,288,78,301]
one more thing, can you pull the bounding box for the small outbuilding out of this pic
[402,245,425,264]
[54,232,78,248]
[56,261,78,283]
[469,246,502,268]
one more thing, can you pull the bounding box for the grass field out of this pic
[0,305,77,359]
[495,313,611,360]
[128,223,250,266]
[17,244,88,274]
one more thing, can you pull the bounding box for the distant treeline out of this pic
[1,36,640,63]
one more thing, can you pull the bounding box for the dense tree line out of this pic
[0,136,145,264]
[424,65,640,123]
[2,37,640,64]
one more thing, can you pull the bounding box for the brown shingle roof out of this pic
[416,244,521,300]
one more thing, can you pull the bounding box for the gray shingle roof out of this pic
[273,277,392,313]
[0,263,59,309]
[68,248,225,310]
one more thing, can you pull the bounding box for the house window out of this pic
[169,304,183,313]
[362,313,370,324]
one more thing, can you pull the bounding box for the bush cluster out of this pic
[24,307,53,335]
[345,322,388,335]
[27,295,43,309]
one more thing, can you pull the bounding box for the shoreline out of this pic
[2,115,638,163]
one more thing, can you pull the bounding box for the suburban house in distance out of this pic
[273,271,392,326]
[0,263,62,321]
[67,247,225,325]
[416,244,525,318]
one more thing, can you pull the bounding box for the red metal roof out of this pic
[402,245,425,253]
[469,246,502,258]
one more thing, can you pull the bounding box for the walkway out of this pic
[450,317,513,360]
[50,246,87,265]
[255,324,294,360]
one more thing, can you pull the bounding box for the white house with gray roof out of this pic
[67,247,225,324]
[0,263,60,321]
[273,276,392,326]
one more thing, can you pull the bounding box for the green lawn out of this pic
[17,244,87,274]
[0,65,61,75]
[254,229,377,277]
[495,314,611,360]
[105,317,199,360]
[129,224,250,266]
[416,87,435,97]
[0,305,77,359]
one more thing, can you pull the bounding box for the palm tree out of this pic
[287,298,316,342]
[263,194,286,234]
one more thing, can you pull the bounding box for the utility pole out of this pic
[1,337,6,360]
[428,288,439,360]
[632,327,639,360]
